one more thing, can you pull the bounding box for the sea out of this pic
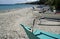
[0,4,35,13]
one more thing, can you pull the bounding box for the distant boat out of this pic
[20,24,60,39]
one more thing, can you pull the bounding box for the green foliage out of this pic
[39,0,60,9]
[44,0,60,9]
[52,0,60,9]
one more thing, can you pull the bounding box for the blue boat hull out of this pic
[20,24,60,39]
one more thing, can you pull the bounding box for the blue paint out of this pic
[20,24,60,39]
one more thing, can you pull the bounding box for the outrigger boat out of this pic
[38,17,60,26]
[20,24,60,39]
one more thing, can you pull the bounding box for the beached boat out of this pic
[20,24,60,39]
[38,17,60,26]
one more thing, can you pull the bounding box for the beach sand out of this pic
[0,7,60,39]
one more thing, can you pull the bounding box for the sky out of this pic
[0,0,39,4]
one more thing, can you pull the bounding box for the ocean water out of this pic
[0,4,34,12]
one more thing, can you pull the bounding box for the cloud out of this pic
[27,0,37,1]
[0,0,15,4]
[0,0,38,4]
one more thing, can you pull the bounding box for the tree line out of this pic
[39,0,60,10]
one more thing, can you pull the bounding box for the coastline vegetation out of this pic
[42,0,60,10]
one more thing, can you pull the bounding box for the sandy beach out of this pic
[0,7,60,39]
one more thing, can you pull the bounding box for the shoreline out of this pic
[0,7,29,13]
[0,7,33,15]
[0,4,37,13]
